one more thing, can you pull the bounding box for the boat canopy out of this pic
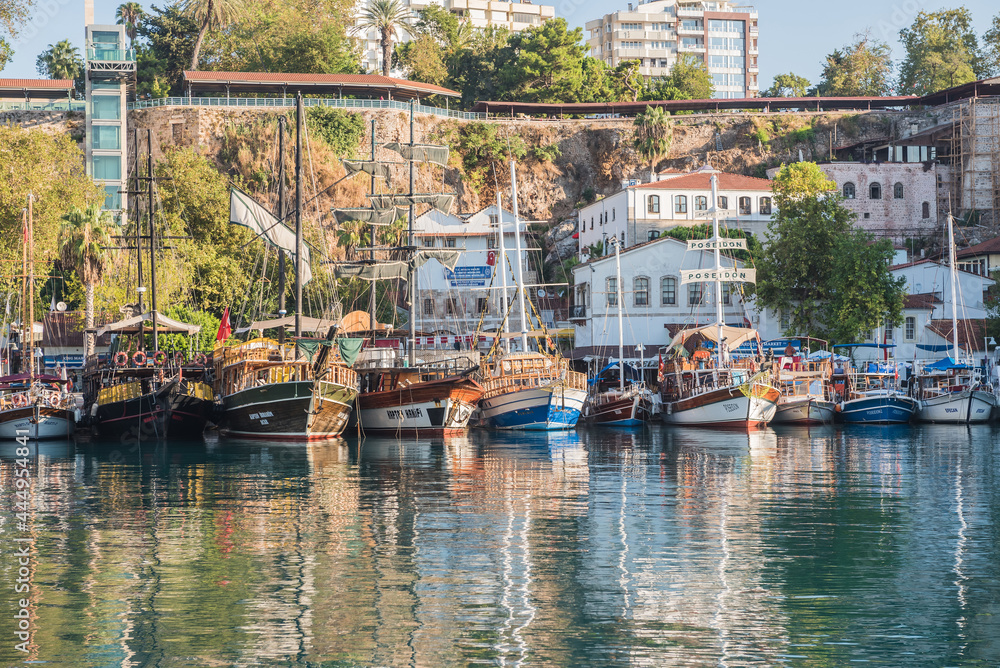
[96,312,201,336]
[923,356,972,371]
[832,343,896,349]
[589,360,642,385]
[235,316,336,335]
[0,373,69,386]
[668,325,760,351]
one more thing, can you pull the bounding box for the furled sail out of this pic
[230,188,312,284]
[342,159,392,184]
[331,249,460,281]
[368,193,454,213]
[383,142,449,167]
[332,207,398,226]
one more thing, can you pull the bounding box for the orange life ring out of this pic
[132,351,147,366]
[114,351,129,367]
[48,394,59,407]
[194,353,207,366]
[13,393,26,407]
[174,351,186,365]
[153,350,168,367]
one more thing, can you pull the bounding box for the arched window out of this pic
[894,182,904,199]
[718,195,729,210]
[607,277,618,306]
[869,182,882,199]
[922,201,930,218]
[634,277,649,306]
[695,195,708,211]
[661,276,676,305]
[738,196,751,215]
[843,182,856,199]
[647,195,660,214]
[758,196,772,215]
[674,195,688,214]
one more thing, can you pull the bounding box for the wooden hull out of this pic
[662,384,780,429]
[772,397,836,425]
[92,381,214,442]
[355,375,483,435]
[584,389,656,426]
[916,389,995,423]
[220,379,358,441]
[0,405,75,440]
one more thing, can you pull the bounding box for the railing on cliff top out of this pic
[127,96,487,120]
[1,101,86,112]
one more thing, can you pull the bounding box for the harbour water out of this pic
[1,424,999,666]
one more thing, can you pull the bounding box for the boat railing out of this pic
[320,363,360,390]
[0,389,71,410]
[97,381,143,405]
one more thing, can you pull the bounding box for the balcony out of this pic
[570,305,587,319]
[87,48,135,62]
[677,8,703,18]
[678,42,706,53]
[677,25,703,36]
[749,25,759,34]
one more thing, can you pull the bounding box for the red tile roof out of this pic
[0,78,74,91]
[631,172,773,192]
[182,71,459,97]
[903,293,941,310]
[957,237,1000,259]
[926,319,988,351]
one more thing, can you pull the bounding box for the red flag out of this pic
[657,353,665,383]
[216,307,231,342]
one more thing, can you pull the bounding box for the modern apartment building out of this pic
[356,0,555,75]
[585,0,759,98]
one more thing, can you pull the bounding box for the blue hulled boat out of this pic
[833,348,916,424]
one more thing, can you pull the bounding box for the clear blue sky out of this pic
[2,0,998,91]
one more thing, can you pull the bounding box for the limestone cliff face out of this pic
[127,106,902,229]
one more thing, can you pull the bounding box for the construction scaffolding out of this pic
[949,96,1000,227]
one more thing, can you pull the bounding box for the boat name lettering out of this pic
[945,408,958,413]
[679,268,756,285]
[387,408,423,420]
[686,238,747,252]
[723,403,738,413]
[249,411,274,420]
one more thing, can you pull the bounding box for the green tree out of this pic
[135,5,198,97]
[578,56,614,102]
[395,33,447,84]
[984,13,1000,77]
[0,0,32,68]
[181,0,247,70]
[633,106,673,173]
[898,9,981,95]
[448,25,512,108]
[762,72,810,97]
[35,39,84,81]
[116,2,145,45]
[354,0,413,77]
[815,32,893,96]
[501,18,586,103]
[610,59,645,102]
[756,162,905,342]
[661,53,713,99]
[58,205,114,357]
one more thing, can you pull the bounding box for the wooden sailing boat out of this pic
[332,103,483,435]
[214,96,359,440]
[477,161,588,431]
[770,338,836,425]
[913,213,996,423]
[0,196,76,440]
[83,131,214,442]
[659,174,780,429]
[582,237,657,426]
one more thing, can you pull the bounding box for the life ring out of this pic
[114,351,129,367]
[174,351,186,365]
[13,394,26,407]
[153,350,168,367]
[132,351,147,366]
[194,353,207,366]
[48,394,59,407]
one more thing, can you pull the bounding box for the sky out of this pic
[1,0,998,90]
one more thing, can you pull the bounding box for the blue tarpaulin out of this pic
[589,360,643,385]
[924,357,972,371]
[916,344,955,352]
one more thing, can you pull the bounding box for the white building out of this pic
[413,205,539,338]
[356,0,555,75]
[577,167,774,255]
[570,236,752,357]
[585,0,759,98]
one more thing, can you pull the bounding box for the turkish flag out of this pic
[216,307,232,342]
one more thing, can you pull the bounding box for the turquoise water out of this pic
[1,424,998,666]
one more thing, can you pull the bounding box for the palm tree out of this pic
[115,2,145,46]
[633,106,673,175]
[59,205,113,358]
[181,0,246,70]
[354,0,413,77]
[35,40,83,80]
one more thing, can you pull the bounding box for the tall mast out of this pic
[710,174,723,369]
[496,190,510,346]
[407,100,416,366]
[26,198,35,379]
[509,161,529,353]
[294,93,303,338]
[147,129,159,352]
[369,118,377,340]
[613,236,625,392]
[948,212,960,361]
[134,129,144,348]
[277,115,287,335]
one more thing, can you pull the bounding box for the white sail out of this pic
[230,188,312,285]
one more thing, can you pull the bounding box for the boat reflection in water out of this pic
[0,438,75,459]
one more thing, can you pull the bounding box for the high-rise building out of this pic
[585,0,758,99]
[355,0,555,75]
